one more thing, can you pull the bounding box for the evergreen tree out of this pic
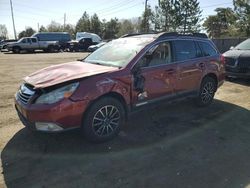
[103,18,120,39]
[64,24,76,38]
[39,25,47,32]
[90,13,101,36]
[178,0,202,33]
[153,6,164,32]
[140,5,154,32]
[159,0,180,31]
[18,27,36,38]
[118,19,135,36]
[75,11,91,32]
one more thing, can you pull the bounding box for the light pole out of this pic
[10,0,17,39]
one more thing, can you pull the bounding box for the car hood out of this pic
[5,42,17,46]
[224,49,250,58]
[24,61,119,88]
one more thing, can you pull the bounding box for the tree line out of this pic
[0,0,249,40]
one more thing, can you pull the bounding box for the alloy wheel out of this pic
[92,105,120,137]
[201,82,215,104]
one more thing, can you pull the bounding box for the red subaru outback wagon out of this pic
[15,32,225,142]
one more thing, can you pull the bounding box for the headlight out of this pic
[35,82,79,104]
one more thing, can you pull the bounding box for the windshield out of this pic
[17,38,25,43]
[235,39,250,50]
[84,37,151,68]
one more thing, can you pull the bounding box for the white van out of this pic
[76,32,101,43]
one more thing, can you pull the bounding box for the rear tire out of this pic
[195,77,217,107]
[48,45,55,53]
[13,46,20,53]
[82,97,125,143]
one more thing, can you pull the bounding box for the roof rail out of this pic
[120,32,158,38]
[157,32,208,39]
[192,33,208,38]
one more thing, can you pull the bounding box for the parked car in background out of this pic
[14,32,225,142]
[32,32,71,50]
[6,37,59,53]
[0,39,17,52]
[67,37,97,52]
[76,32,101,43]
[88,42,107,52]
[224,38,250,79]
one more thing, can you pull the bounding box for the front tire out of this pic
[82,97,125,142]
[13,46,21,53]
[195,77,217,107]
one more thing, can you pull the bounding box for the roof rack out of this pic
[157,32,208,39]
[120,32,158,38]
[120,32,208,39]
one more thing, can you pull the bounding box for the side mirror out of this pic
[230,46,234,50]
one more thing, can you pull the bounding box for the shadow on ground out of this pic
[1,99,250,188]
[226,77,250,87]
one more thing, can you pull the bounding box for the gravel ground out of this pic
[0,52,250,188]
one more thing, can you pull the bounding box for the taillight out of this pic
[220,54,225,65]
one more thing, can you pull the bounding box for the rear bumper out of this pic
[226,71,250,79]
[226,66,250,78]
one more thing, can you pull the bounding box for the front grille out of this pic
[238,58,250,68]
[17,83,35,104]
[225,57,236,66]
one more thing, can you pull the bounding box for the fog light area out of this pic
[35,122,63,132]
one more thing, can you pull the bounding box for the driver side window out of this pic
[138,42,172,68]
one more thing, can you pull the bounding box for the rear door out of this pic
[173,39,204,94]
[132,41,178,106]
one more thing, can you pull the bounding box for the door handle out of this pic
[165,69,175,74]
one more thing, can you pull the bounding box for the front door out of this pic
[132,41,177,106]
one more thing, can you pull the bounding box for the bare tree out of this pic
[0,24,8,40]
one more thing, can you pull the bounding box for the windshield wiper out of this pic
[87,61,121,68]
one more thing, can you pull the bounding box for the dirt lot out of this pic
[0,52,250,188]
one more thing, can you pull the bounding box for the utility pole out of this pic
[63,13,66,31]
[144,0,149,32]
[145,0,148,12]
[10,0,17,39]
[37,23,40,32]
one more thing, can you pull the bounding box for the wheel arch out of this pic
[202,73,218,91]
[81,91,129,126]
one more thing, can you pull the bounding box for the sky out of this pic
[0,0,234,39]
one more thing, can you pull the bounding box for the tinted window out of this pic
[31,38,37,43]
[21,39,27,43]
[174,40,197,61]
[34,33,70,42]
[199,41,218,56]
[235,39,250,50]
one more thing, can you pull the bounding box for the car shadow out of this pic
[226,77,250,86]
[1,99,250,188]
[2,51,62,55]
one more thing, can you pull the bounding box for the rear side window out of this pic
[198,41,218,56]
[173,40,197,61]
[31,38,37,43]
